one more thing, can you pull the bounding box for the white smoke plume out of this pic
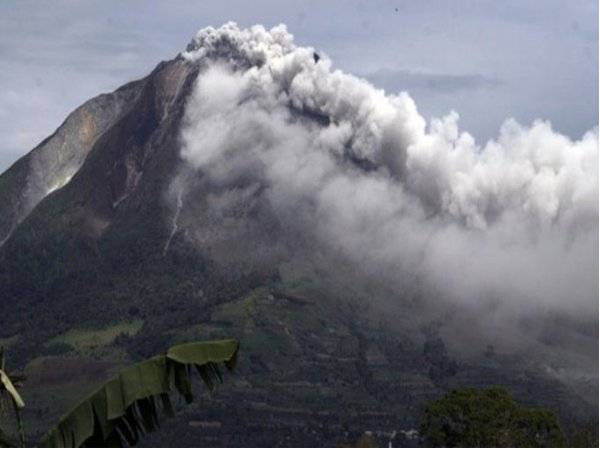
[175,22,598,319]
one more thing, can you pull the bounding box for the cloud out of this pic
[364,68,500,94]
[172,23,598,325]
[1,1,596,173]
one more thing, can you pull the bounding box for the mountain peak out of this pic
[0,23,596,446]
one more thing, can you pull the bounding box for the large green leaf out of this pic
[40,339,239,448]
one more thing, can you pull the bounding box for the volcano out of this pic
[0,23,597,446]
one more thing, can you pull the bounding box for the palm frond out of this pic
[41,339,239,448]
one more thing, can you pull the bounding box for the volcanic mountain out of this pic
[0,23,597,446]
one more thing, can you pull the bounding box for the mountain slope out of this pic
[0,77,143,247]
[0,24,597,447]
[1,57,201,331]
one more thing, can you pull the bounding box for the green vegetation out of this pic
[569,421,599,448]
[0,340,238,448]
[0,348,25,447]
[420,386,566,447]
[46,320,143,352]
[0,338,18,351]
[211,288,267,325]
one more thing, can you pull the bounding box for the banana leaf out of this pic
[0,370,24,410]
[40,339,239,448]
[1,348,26,447]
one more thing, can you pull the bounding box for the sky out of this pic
[0,0,597,172]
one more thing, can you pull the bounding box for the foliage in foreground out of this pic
[0,347,25,447]
[420,386,565,447]
[39,339,239,447]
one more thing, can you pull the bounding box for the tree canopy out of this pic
[420,386,565,447]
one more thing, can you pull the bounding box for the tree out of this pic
[420,386,565,447]
[0,339,239,447]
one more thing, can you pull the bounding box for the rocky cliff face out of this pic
[0,78,143,246]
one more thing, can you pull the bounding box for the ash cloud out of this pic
[173,22,598,321]
[364,68,500,94]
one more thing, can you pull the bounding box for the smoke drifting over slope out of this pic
[174,23,598,317]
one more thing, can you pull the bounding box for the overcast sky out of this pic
[0,0,597,172]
